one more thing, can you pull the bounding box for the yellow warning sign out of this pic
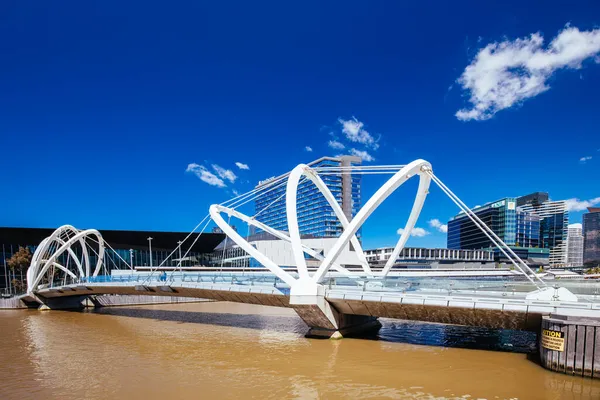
[541,329,565,352]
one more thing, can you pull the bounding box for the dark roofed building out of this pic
[0,226,225,293]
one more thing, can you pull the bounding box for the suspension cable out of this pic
[428,172,537,284]
[430,171,544,284]
[164,216,213,282]
[427,171,545,287]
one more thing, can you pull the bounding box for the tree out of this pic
[7,246,32,293]
[586,266,600,275]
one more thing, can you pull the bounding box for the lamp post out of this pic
[147,237,153,268]
[129,248,134,269]
[177,240,183,267]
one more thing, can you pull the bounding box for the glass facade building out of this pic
[517,194,568,266]
[254,156,362,238]
[448,192,568,267]
[583,208,600,266]
[567,225,584,267]
[448,198,540,249]
[447,198,545,263]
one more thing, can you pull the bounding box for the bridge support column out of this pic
[37,295,88,311]
[539,314,600,378]
[290,281,381,339]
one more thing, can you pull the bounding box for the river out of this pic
[1,301,600,399]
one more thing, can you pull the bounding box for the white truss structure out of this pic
[26,225,105,293]
[210,159,432,288]
[25,159,579,302]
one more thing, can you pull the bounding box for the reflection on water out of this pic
[379,319,537,353]
[1,301,599,400]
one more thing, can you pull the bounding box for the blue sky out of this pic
[1,1,599,249]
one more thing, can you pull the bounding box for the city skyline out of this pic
[1,2,599,251]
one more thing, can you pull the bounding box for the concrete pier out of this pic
[290,283,381,339]
[38,295,88,310]
[540,315,600,378]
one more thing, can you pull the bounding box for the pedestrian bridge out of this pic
[22,159,600,339]
[26,271,600,338]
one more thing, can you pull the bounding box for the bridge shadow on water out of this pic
[374,319,538,354]
[88,306,309,334]
[86,306,538,354]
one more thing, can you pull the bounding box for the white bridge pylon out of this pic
[210,159,433,287]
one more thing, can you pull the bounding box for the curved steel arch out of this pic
[285,164,371,280]
[313,159,431,282]
[27,225,106,293]
[209,205,357,278]
[210,204,297,286]
[210,159,432,289]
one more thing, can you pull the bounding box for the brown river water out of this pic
[1,301,600,400]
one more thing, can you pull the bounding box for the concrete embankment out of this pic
[0,297,28,309]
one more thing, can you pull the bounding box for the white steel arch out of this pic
[285,164,372,280]
[312,159,431,282]
[27,225,106,293]
[209,205,358,278]
[209,159,432,288]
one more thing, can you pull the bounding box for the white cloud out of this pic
[328,140,345,150]
[235,162,250,170]
[349,148,375,162]
[580,156,592,163]
[186,163,226,188]
[211,164,237,183]
[565,197,600,211]
[428,218,448,233]
[338,117,379,149]
[305,146,313,152]
[397,227,430,237]
[456,26,600,121]
[569,223,582,229]
[232,189,240,196]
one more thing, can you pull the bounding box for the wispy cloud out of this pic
[212,164,237,183]
[580,156,593,163]
[235,162,250,170]
[328,140,345,150]
[428,219,448,233]
[186,163,226,188]
[305,146,313,152]
[456,25,600,121]
[338,117,379,149]
[349,148,375,162]
[565,197,600,211]
[397,227,430,237]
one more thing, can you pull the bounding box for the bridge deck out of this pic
[31,273,600,331]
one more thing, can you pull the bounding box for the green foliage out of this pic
[586,267,600,275]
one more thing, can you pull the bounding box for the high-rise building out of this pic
[447,198,547,263]
[517,193,568,267]
[254,156,362,238]
[448,198,541,248]
[567,224,584,267]
[583,208,600,266]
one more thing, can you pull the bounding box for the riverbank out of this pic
[2,301,600,399]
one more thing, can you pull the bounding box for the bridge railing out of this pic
[325,276,600,300]
[82,273,292,289]
[42,273,600,303]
